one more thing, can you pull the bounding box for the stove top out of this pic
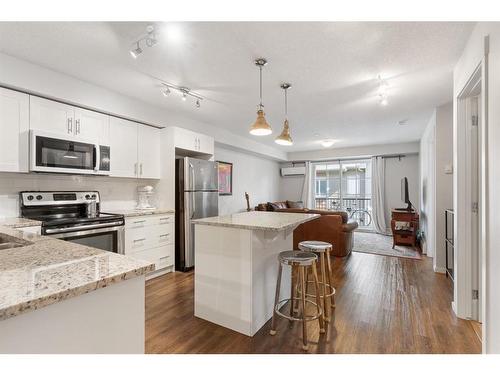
[31,212,124,228]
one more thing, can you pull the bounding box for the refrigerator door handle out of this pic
[189,162,195,191]
[191,192,196,219]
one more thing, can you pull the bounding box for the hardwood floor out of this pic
[145,252,481,354]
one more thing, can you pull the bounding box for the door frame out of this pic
[454,50,488,349]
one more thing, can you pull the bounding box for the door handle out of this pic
[76,119,80,135]
[191,192,196,219]
[189,163,195,191]
[68,118,73,134]
[134,162,137,176]
[140,163,143,176]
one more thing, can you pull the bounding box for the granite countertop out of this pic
[105,208,175,218]
[192,211,320,232]
[0,225,154,321]
[0,217,42,229]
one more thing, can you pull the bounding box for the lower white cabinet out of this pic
[124,214,174,276]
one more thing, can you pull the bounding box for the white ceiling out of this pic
[0,22,474,151]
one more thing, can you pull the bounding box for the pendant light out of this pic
[249,58,272,136]
[275,83,293,146]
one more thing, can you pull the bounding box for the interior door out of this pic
[30,96,74,136]
[109,117,138,178]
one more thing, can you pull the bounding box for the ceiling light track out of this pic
[160,82,204,108]
[129,25,158,59]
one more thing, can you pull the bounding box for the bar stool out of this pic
[270,251,325,351]
[298,241,336,322]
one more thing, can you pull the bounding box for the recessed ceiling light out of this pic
[320,139,336,148]
[166,24,183,43]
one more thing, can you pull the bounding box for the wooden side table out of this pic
[391,209,419,248]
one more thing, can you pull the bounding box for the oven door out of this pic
[30,130,99,175]
[47,225,124,254]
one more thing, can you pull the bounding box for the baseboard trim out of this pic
[433,265,447,274]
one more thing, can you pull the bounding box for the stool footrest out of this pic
[274,298,323,322]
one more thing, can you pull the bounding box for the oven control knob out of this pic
[27,195,34,201]
[91,194,97,199]
[85,194,91,199]
[36,195,43,201]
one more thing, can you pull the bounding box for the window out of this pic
[313,159,373,229]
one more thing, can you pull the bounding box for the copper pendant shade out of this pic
[275,83,293,146]
[249,58,272,136]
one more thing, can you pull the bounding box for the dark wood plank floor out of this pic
[145,252,481,354]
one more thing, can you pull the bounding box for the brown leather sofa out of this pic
[256,201,358,257]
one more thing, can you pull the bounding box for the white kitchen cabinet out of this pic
[138,125,161,179]
[109,117,138,178]
[29,96,75,137]
[110,117,161,179]
[124,214,174,278]
[74,107,110,144]
[30,96,109,143]
[173,127,214,155]
[0,87,29,172]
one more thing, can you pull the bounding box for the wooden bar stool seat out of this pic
[270,251,325,351]
[298,240,336,322]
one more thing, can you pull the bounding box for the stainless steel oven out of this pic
[46,222,125,254]
[29,130,110,175]
[20,191,125,254]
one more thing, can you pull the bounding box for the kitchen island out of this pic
[0,221,154,354]
[192,211,319,336]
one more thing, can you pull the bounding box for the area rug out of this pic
[352,231,422,260]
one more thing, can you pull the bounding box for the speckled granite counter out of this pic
[0,217,42,229]
[192,211,319,232]
[105,208,175,218]
[0,225,154,321]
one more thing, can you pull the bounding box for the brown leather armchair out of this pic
[255,201,358,257]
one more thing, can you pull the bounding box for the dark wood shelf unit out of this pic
[390,209,419,248]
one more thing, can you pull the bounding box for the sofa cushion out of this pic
[287,200,304,209]
[268,201,288,211]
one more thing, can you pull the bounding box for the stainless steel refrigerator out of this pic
[175,157,219,271]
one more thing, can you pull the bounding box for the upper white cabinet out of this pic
[138,125,161,179]
[0,87,29,172]
[30,96,74,137]
[110,117,161,179]
[30,96,109,144]
[173,127,214,156]
[74,107,110,144]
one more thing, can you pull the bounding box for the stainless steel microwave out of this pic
[29,130,110,175]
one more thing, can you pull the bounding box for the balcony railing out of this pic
[314,197,373,228]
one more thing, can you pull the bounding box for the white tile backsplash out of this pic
[0,172,159,218]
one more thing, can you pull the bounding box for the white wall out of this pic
[453,22,500,353]
[420,111,436,258]
[214,145,281,215]
[0,172,158,218]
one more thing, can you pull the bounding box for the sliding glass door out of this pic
[313,159,373,229]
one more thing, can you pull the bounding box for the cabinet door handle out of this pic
[76,119,80,135]
[68,118,73,134]
[134,162,137,176]
[133,220,146,224]
[140,163,143,176]
[133,238,146,242]
[159,234,169,238]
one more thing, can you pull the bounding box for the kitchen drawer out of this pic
[125,223,173,252]
[128,244,174,270]
[125,214,173,229]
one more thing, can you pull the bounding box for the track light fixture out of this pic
[160,83,203,109]
[129,25,158,58]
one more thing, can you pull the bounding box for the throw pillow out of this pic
[268,202,288,211]
[287,200,304,209]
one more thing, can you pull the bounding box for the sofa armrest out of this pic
[342,221,359,232]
